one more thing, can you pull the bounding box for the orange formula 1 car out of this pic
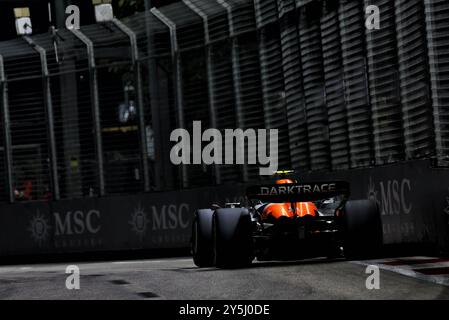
[191,176,383,268]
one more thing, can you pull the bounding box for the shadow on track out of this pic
[183,243,446,272]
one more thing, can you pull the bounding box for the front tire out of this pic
[343,200,383,259]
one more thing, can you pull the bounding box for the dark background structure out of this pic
[0,0,447,257]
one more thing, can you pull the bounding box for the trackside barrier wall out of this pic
[0,184,245,256]
[0,159,448,256]
[303,160,449,251]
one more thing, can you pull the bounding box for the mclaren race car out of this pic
[191,175,383,268]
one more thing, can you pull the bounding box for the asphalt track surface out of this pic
[0,256,448,300]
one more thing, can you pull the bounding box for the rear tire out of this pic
[213,208,254,268]
[343,200,383,259]
[192,209,214,267]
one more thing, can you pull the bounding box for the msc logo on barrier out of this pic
[54,210,101,236]
[28,209,102,248]
[28,210,51,246]
[367,177,412,216]
[129,203,150,241]
[128,203,191,243]
[367,177,415,239]
[28,203,192,247]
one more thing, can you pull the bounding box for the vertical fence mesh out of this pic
[424,0,449,165]
[299,3,330,171]
[1,40,51,201]
[204,1,241,183]
[123,11,180,190]
[0,59,7,201]
[339,0,373,168]
[321,0,349,170]
[396,0,434,160]
[0,0,447,201]
[278,0,309,172]
[256,0,290,171]
[32,31,98,199]
[163,2,214,187]
[231,1,266,181]
[82,23,142,195]
[365,0,404,165]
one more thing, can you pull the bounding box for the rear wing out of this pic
[246,181,350,203]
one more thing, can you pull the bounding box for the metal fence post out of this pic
[151,8,189,189]
[70,29,105,196]
[144,5,165,191]
[0,55,14,203]
[23,36,60,200]
[111,18,151,192]
[183,0,221,185]
[217,0,248,182]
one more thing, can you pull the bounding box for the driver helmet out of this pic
[275,178,296,184]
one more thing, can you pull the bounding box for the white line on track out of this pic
[111,258,192,265]
[353,257,449,287]
[112,261,162,264]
